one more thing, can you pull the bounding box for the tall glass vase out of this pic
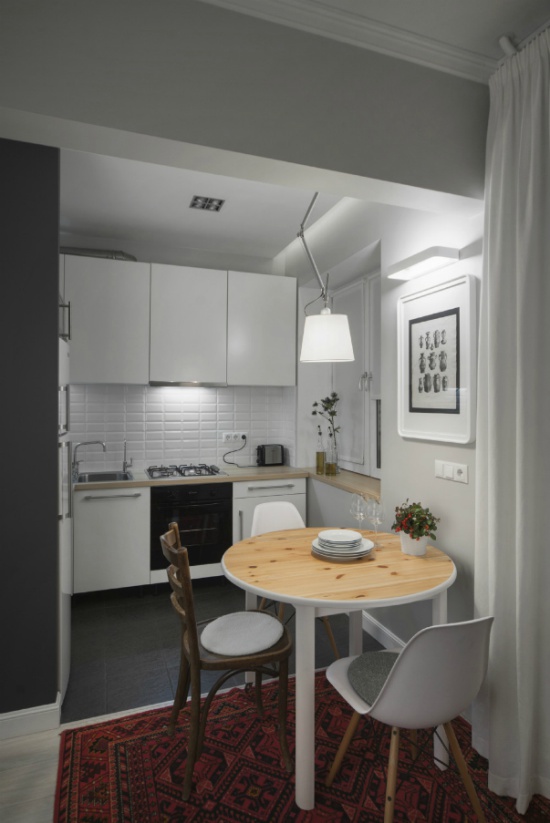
[325,437,339,475]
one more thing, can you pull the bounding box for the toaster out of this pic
[256,444,285,466]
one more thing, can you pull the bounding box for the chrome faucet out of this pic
[122,439,133,473]
[72,440,106,478]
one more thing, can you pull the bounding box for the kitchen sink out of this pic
[76,471,134,483]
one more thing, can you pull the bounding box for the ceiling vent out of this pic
[190,195,225,212]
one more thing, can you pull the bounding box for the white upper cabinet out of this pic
[227,271,297,386]
[65,256,150,384]
[150,264,228,384]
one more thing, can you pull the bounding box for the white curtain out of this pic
[474,30,550,814]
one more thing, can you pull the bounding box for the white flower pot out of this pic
[399,532,428,556]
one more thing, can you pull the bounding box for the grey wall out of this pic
[0,138,59,712]
[376,214,483,641]
[0,0,488,199]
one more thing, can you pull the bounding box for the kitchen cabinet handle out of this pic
[82,493,142,501]
[239,509,243,541]
[65,383,70,433]
[247,483,295,491]
[67,442,73,519]
[59,301,71,341]
[58,386,69,436]
[358,371,372,391]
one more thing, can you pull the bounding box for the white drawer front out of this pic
[232,478,306,499]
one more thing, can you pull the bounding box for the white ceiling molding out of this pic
[198,0,496,83]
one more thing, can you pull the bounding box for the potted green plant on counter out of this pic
[392,499,440,556]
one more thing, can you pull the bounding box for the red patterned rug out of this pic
[55,672,549,822]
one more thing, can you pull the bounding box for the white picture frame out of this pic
[397,274,476,443]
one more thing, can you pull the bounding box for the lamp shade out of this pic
[300,311,355,362]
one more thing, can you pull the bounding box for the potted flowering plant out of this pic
[392,499,440,556]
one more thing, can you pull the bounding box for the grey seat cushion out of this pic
[348,650,400,705]
[200,611,284,656]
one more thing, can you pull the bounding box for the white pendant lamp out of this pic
[298,193,354,363]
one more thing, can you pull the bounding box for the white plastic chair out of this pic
[251,501,340,659]
[325,616,494,823]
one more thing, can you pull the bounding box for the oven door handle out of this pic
[178,500,229,507]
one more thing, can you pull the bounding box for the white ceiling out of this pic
[60,151,340,262]
[60,0,549,279]
[198,0,550,81]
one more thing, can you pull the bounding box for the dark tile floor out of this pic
[61,577,382,723]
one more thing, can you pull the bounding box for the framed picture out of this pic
[397,274,476,443]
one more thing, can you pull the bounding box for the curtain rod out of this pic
[517,18,550,49]
[499,18,550,59]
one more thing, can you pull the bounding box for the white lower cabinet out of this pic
[73,487,151,593]
[232,478,307,542]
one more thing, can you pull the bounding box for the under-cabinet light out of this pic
[387,246,460,281]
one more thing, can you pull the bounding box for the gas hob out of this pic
[145,463,227,480]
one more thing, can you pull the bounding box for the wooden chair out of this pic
[251,501,341,659]
[325,616,494,823]
[160,522,293,800]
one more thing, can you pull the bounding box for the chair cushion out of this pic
[200,611,284,656]
[348,650,400,705]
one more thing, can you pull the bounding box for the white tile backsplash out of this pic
[69,385,296,470]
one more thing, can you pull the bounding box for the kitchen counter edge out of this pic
[73,466,380,499]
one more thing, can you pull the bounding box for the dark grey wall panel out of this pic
[0,138,59,712]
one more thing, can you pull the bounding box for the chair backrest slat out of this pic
[160,522,201,665]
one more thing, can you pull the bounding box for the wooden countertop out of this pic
[223,529,455,608]
[73,464,381,498]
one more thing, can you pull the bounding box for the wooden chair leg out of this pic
[325,711,361,786]
[183,673,202,802]
[259,596,268,610]
[384,726,400,823]
[168,653,190,735]
[277,657,293,771]
[408,728,418,759]
[255,671,264,717]
[277,602,285,622]
[320,616,340,659]
[444,721,487,823]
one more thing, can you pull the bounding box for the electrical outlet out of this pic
[222,432,233,443]
[435,459,469,484]
[235,431,248,441]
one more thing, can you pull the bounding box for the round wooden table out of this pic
[223,529,457,810]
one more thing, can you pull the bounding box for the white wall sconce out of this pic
[387,246,460,281]
[298,192,354,363]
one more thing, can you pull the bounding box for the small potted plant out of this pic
[392,499,440,556]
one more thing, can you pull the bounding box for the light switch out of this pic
[444,463,454,479]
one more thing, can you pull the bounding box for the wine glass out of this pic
[350,494,368,529]
[366,498,385,545]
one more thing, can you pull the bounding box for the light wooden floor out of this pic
[0,701,172,822]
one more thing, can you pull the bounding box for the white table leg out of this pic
[244,591,258,683]
[348,609,363,656]
[432,592,449,769]
[294,604,316,810]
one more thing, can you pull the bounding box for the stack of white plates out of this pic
[312,529,374,562]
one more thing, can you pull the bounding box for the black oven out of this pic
[150,483,233,570]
